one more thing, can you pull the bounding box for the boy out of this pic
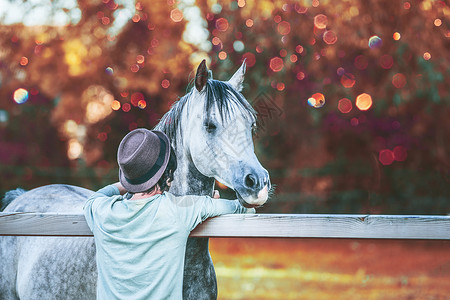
[84,128,254,299]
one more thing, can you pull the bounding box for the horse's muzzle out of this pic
[237,182,270,208]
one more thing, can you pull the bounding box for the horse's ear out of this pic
[195,59,208,92]
[228,59,246,92]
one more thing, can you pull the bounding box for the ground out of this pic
[209,238,450,299]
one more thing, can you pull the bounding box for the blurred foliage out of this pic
[0,0,449,214]
[210,238,450,299]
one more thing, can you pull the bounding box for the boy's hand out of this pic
[112,182,127,195]
[213,190,220,199]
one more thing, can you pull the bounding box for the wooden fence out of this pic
[1,212,449,239]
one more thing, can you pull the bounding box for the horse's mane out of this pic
[155,79,256,143]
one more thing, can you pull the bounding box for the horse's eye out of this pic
[204,122,217,133]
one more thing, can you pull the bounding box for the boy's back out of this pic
[84,184,250,300]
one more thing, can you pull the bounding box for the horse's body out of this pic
[0,185,96,299]
[0,60,270,299]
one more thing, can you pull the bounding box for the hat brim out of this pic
[119,130,171,193]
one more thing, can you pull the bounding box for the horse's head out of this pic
[181,60,271,207]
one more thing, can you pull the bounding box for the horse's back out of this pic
[3,184,93,213]
[0,184,97,300]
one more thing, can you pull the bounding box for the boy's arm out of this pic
[83,183,123,229]
[180,194,255,232]
[111,182,127,195]
[202,197,255,218]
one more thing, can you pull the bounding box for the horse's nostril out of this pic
[244,174,257,188]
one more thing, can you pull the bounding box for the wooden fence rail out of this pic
[1,212,449,239]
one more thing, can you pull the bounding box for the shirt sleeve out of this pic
[176,195,255,232]
[83,184,120,230]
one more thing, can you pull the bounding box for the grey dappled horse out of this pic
[0,60,271,299]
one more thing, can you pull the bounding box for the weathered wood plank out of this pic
[0,212,91,237]
[192,214,450,239]
[0,212,449,239]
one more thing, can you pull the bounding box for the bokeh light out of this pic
[379,149,394,166]
[105,67,113,75]
[170,9,183,22]
[269,57,284,72]
[379,54,394,69]
[233,40,245,52]
[130,64,139,72]
[392,73,406,88]
[131,14,140,23]
[19,56,28,66]
[245,19,253,27]
[354,55,368,70]
[136,55,145,64]
[151,38,159,48]
[13,88,29,104]
[130,92,144,107]
[393,146,407,161]
[161,79,170,89]
[423,52,431,60]
[84,90,114,124]
[295,4,308,14]
[368,35,382,49]
[0,110,9,123]
[434,19,442,27]
[290,54,298,63]
[97,132,107,142]
[111,100,121,110]
[215,18,229,31]
[314,14,328,29]
[122,103,131,112]
[323,30,337,45]
[218,51,227,60]
[355,93,372,111]
[277,21,291,35]
[212,37,221,45]
[68,139,83,160]
[338,98,352,113]
[393,32,401,40]
[295,45,304,54]
[102,16,111,25]
[138,100,147,109]
[308,93,325,108]
[341,73,356,88]
[296,72,305,80]
[276,82,285,91]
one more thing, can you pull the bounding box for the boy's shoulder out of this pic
[86,191,123,211]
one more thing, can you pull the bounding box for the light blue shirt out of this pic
[83,185,251,300]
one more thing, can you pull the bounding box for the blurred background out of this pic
[0,0,449,215]
[1,1,449,299]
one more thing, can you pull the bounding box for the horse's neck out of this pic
[169,149,215,197]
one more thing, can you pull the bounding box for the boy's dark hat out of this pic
[117,128,171,193]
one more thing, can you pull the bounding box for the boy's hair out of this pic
[135,146,177,195]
